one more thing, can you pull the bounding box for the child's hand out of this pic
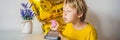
[50,20,59,30]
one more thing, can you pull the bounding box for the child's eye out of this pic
[63,9,71,13]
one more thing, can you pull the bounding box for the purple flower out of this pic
[21,3,28,9]
[20,2,34,20]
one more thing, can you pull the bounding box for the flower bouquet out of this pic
[20,2,34,34]
[20,2,34,20]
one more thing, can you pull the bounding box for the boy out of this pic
[51,0,97,40]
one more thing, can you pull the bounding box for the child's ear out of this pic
[78,12,83,18]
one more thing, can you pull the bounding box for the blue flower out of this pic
[20,2,34,20]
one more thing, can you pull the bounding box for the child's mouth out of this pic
[63,18,67,21]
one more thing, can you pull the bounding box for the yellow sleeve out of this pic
[89,29,97,40]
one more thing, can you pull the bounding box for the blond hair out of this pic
[64,0,87,21]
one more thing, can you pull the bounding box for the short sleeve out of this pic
[89,29,97,40]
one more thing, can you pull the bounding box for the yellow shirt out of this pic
[61,23,97,40]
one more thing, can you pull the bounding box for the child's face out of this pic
[63,4,79,23]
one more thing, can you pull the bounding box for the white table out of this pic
[0,31,45,40]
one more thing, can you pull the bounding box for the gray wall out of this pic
[86,0,120,40]
[0,0,42,32]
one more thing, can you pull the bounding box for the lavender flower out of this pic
[20,2,34,20]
